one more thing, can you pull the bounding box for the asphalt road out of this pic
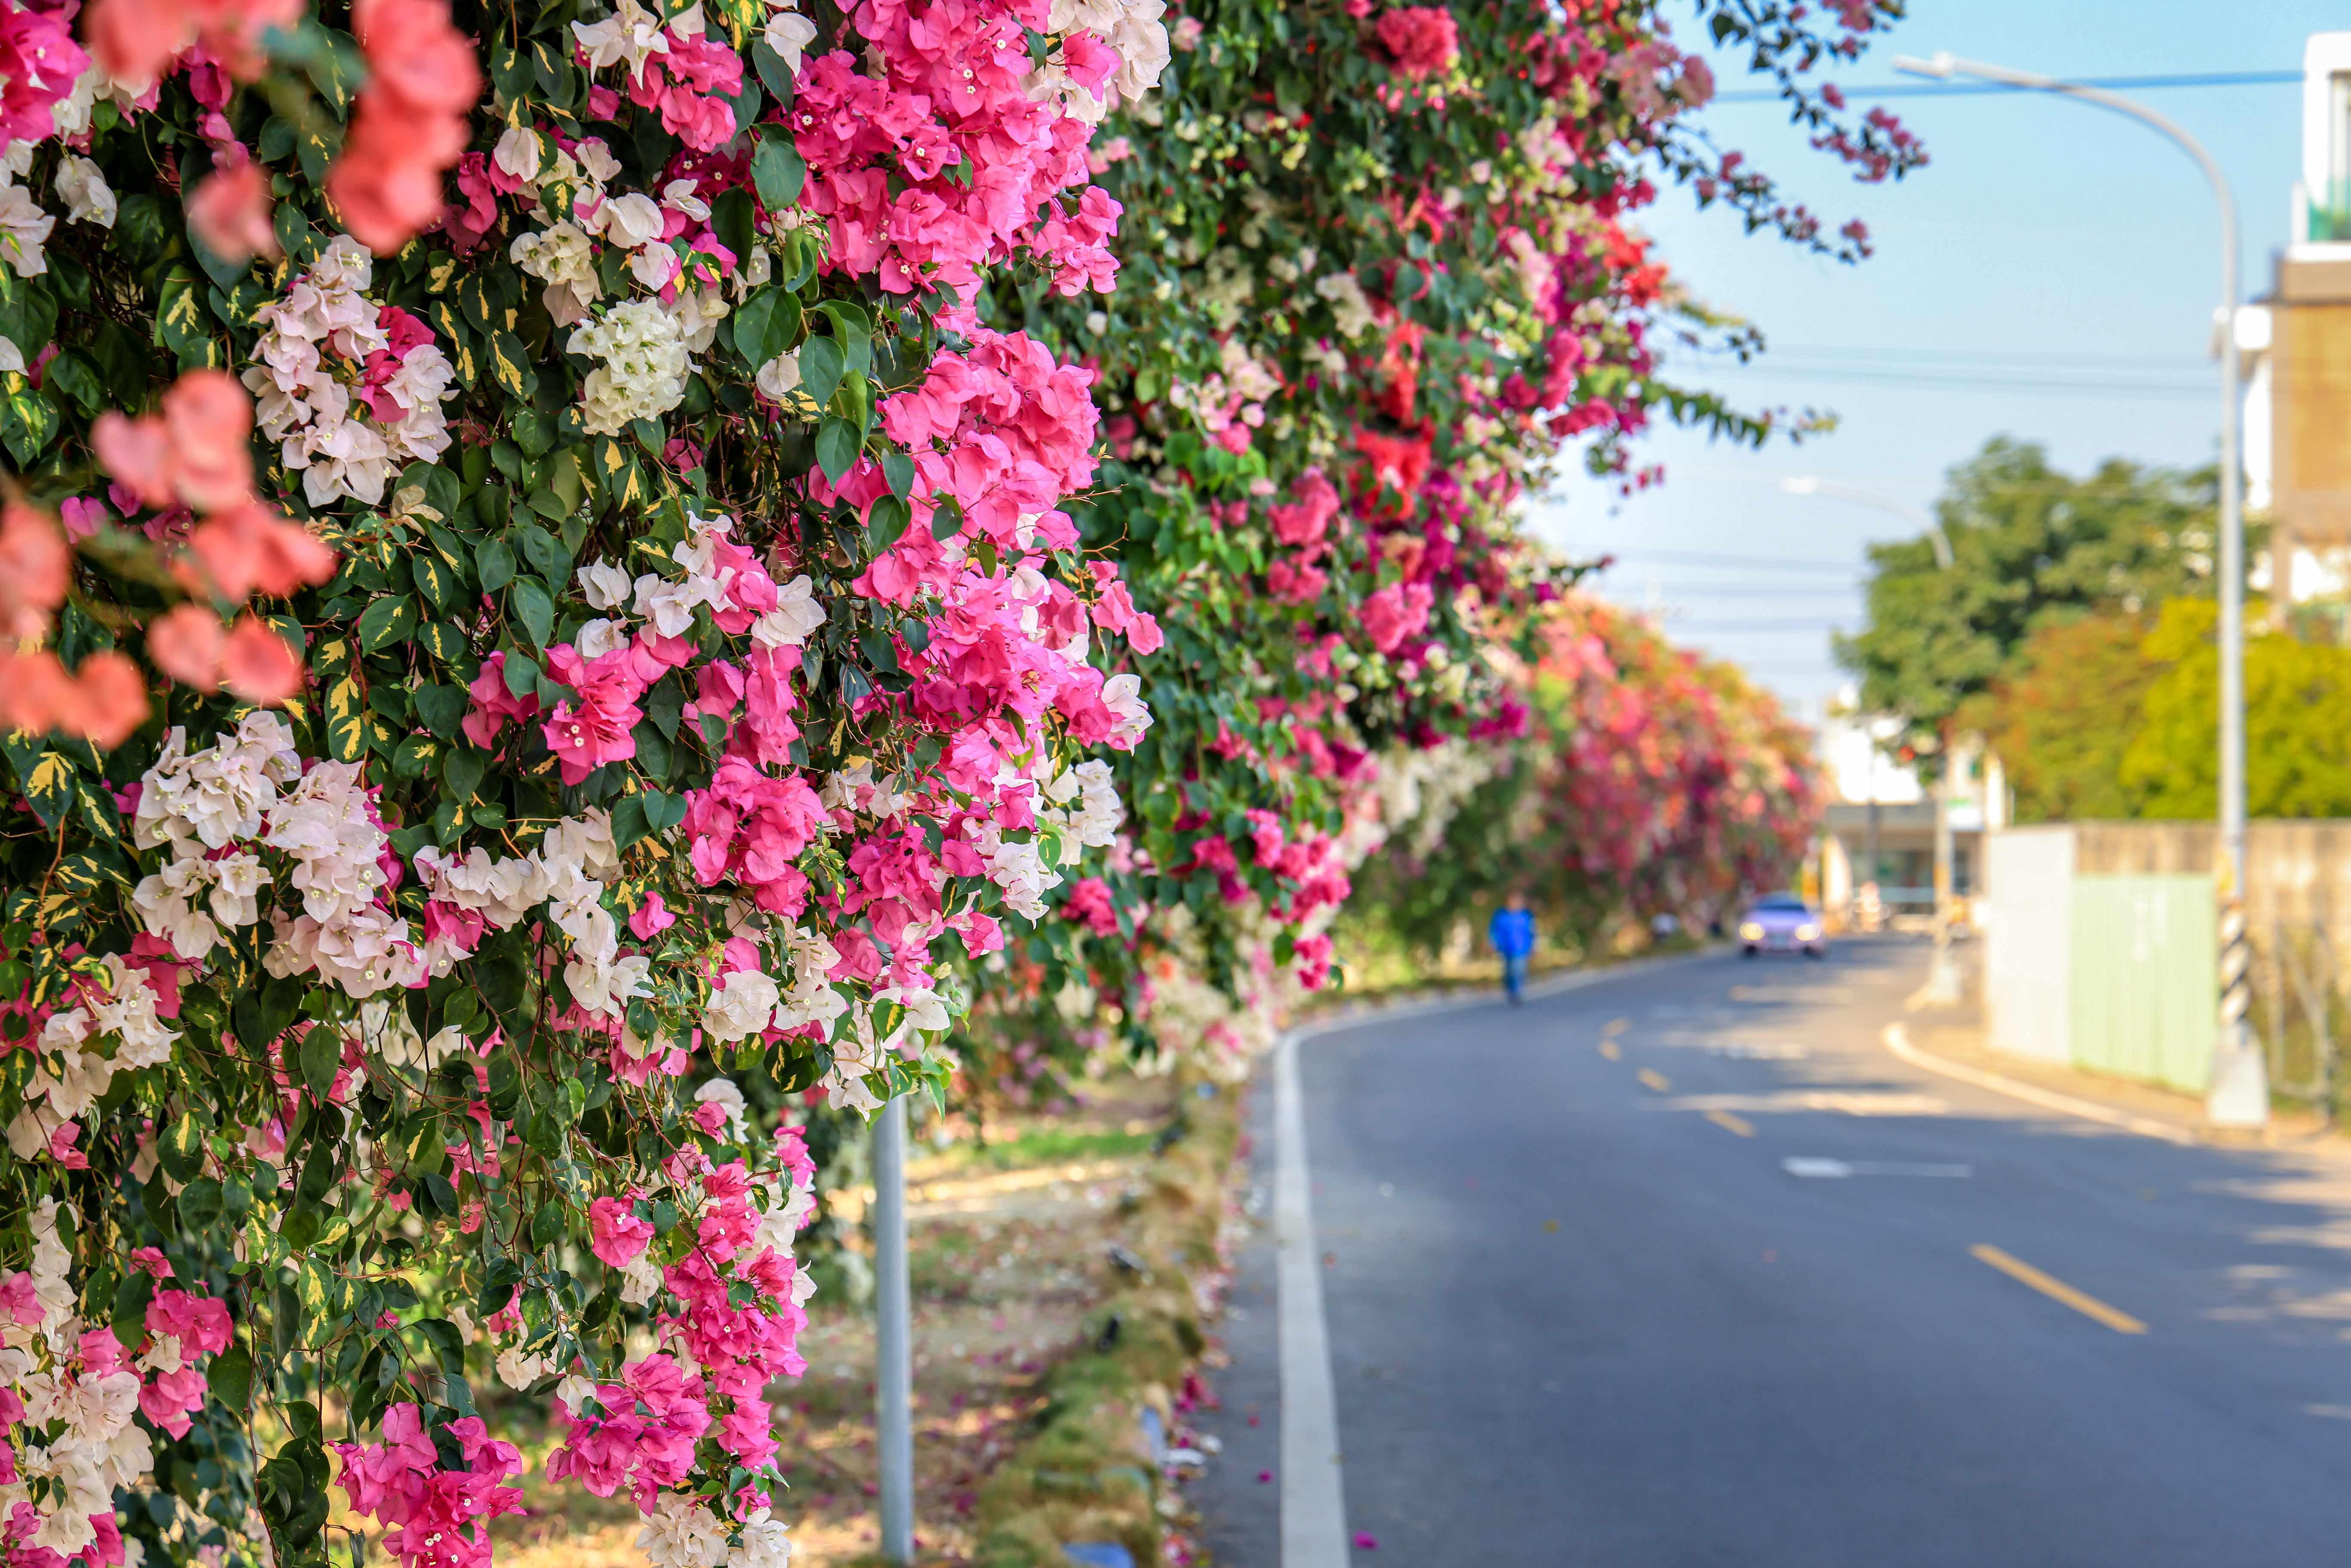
[1193,936,2351,1567]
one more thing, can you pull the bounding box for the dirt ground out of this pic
[486,1069,1189,1568]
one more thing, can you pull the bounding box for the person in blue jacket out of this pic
[1488,893,1536,1005]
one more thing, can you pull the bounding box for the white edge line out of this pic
[1881,1021,2197,1146]
[1274,1031,1348,1568]
[1270,945,1724,1568]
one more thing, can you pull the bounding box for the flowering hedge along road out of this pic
[1006,0,1911,1061]
[0,0,1907,1562]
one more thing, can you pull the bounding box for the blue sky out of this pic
[1529,0,2344,719]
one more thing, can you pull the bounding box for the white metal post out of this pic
[1892,51,2264,1125]
[873,1095,915,1562]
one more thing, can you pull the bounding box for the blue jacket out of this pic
[1488,906,1535,958]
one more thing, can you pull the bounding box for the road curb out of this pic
[1881,1021,2199,1146]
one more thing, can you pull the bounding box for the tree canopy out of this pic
[1836,436,2216,767]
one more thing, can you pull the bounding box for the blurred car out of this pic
[1739,893,1826,959]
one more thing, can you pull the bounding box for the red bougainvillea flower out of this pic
[1373,6,1457,79]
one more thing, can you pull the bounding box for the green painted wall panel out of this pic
[2069,874,2217,1094]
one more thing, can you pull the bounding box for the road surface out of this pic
[1193,937,2351,1567]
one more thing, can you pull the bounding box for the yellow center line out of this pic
[1705,1109,1755,1137]
[1597,1040,1622,1061]
[1603,1017,1631,1038]
[1636,1068,1672,1093]
[1970,1244,2147,1335]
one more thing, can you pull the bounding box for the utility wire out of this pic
[1712,69,2299,104]
[1592,549,1856,573]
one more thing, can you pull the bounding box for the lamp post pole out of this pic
[873,1096,915,1563]
[1890,52,2262,1127]
[1783,476,1959,997]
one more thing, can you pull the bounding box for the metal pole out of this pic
[1893,52,2263,1122]
[873,1095,915,1562]
[1928,756,1960,1003]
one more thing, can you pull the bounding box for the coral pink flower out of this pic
[145,605,226,692]
[0,503,69,642]
[328,0,481,253]
[187,159,279,264]
[2,649,148,748]
[185,502,336,601]
[220,614,304,704]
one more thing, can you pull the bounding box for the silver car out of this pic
[1739,893,1826,959]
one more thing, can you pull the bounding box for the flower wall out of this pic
[0,0,1901,1562]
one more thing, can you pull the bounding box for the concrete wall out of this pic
[1987,820,2351,1091]
[1984,826,2075,1064]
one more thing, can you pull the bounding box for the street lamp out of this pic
[1780,474,1954,569]
[1780,475,1962,1001]
[1892,50,2263,1127]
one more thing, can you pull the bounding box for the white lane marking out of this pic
[1783,1156,1974,1179]
[1274,1033,1349,1568]
[1707,1042,1810,1059]
[1882,1023,2197,1146]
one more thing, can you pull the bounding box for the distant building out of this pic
[1810,688,2006,923]
[2244,31,2351,603]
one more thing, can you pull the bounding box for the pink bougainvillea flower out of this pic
[0,6,88,143]
[587,1196,654,1267]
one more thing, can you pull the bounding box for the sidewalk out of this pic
[1903,990,2336,1147]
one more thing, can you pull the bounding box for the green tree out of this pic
[1980,613,2163,822]
[1836,437,2216,765]
[2123,599,2351,817]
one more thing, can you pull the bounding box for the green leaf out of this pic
[750,37,795,104]
[299,1027,340,1100]
[812,301,873,380]
[0,380,58,465]
[752,128,806,211]
[413,683,466,739]
[488,329,538,397]
[799,334,845,407]
[866,495,911,551]
[882,449,915,500]
[3,744,76,829]
[477,537,517,592]
[160,1111,207,1182]
[208,1341,253,1408]
[510,578,556,648]
[40,349,103,414]
[814,416,860,484]
[413,554,456,613]
[518,523,569,583]
[357,595,417,653]
[323,676,368,761]
[177,1179,223,1233]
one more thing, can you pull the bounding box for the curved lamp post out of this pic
[1892,51,2262,1126]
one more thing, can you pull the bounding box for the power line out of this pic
[1683,364,2212,399]
[1711,69,2299,105]
[1592,548,1857,573]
